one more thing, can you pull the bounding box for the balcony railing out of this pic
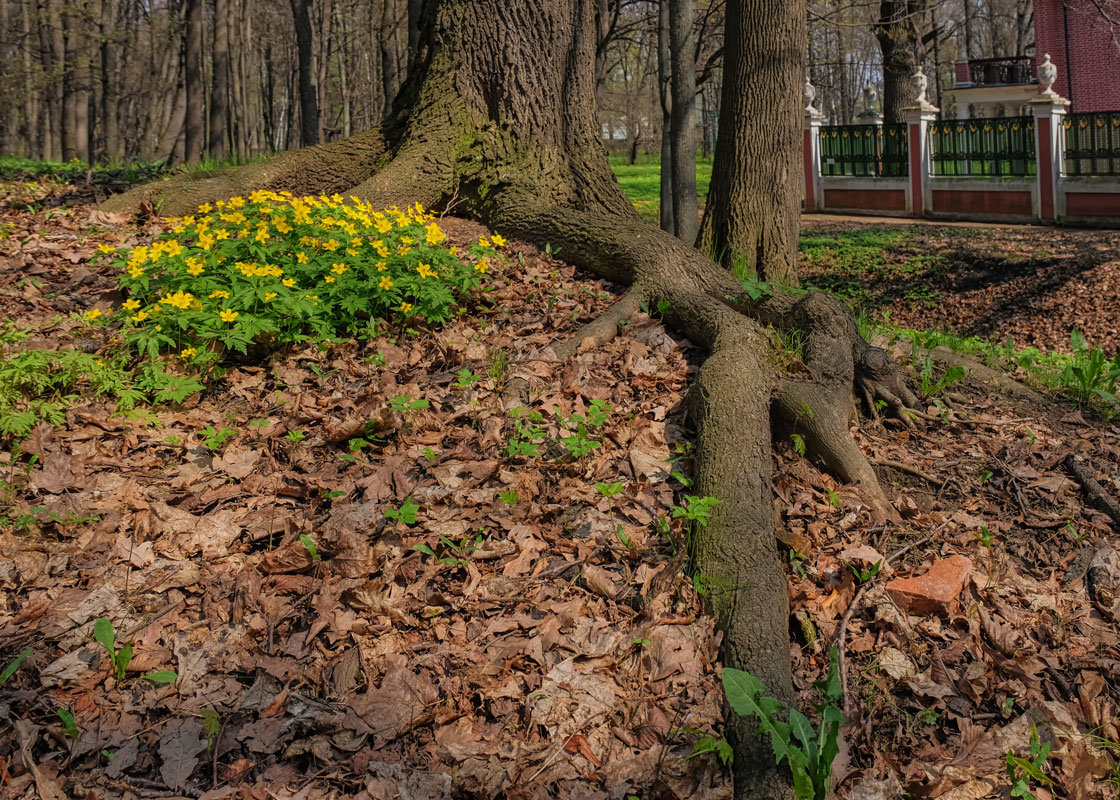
[960,56,1035,86]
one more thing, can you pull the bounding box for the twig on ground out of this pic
[1064,454,1120,530]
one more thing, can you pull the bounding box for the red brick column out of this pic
[1031,96,1070,222]
[903,106,938,217]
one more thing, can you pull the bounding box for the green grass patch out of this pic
[609,154,713,224]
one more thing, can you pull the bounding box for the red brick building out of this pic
[948,0,1120,117]
[1034,0,1120,112]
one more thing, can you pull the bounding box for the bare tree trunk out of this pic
[100,0,121,160]
[668,0,698,244]
[21,0,40,157]
[289,0,319,145]
[337,2,351,138]
[406,0,421,72]
[698,0,804,283]
[184,0,204,162]
[875,0,924,124]
[658,0,675,234]
[380,0,400,119]
[209,0,230,159]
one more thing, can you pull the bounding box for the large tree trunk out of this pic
[668,0,698,244]
[100,0,122,160]
[697,0,805,283]
[875,0,924,124]
[102,4,920,796]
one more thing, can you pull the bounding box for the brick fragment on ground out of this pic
[885,555,971,616]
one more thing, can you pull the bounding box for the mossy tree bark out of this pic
[696,0,805,283]
[103,2,919,796]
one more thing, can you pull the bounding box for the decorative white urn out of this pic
[911,67,930,106]
[804,76,820,114]
[1038,54,1058,98]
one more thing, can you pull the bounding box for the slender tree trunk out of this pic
[657,0,675,234]
[697,0,805,283]
[289,0,319,145]
[184,0,204,162]
[21,0,40,157]
[100,0,121,160]
[209,0,230,159]
[337,3,351,138]
[668,0,698,244]
[379,0,400,119]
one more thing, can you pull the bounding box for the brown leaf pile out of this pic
[2,189,1120,800]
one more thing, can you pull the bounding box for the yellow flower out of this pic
[416,262,435,279]
[376,219,393,234]
[401,236,413,245]
[215,229,230,240]
[209,290,230,299]
[331,263,348,275]
[283,278,296,288]
[379,275,393,290]
[130,311,148,322]
[84,308,103,322]
[198,203,212,214]
[376,261,387,272]
[322,239,340,251]
[491,233,507,247]
[264,292,277,302]
[97,243,114,254]
[219,308,239,322]
[297,252,309,264]
[325,276,336,283]
[400,302,413,314]
[180,347,197,358]
[425,222,446,245]
[186,257,205,277]
[155,324,162,331]
[198,232,215,250]
[475,258,490,274]
[479,236,491,248]
[122,299,141,310]
[449,246,460,256]
[160,290,197,309]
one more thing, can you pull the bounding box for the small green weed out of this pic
[1006,725,1053,799]
[200,425,237,450]
[595,481,624,498]
[385,497,420,526]
[0,647,31,687]
[722,646,845,800]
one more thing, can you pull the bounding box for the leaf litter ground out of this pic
[2,185,1120,800]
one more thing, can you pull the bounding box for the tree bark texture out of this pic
[657,0,675,234]
[184,0,205,162]
[668,0,698,244]
[290,0,320,146]
[875,0,925,124]
[697,0,805,284]
[103,5,921,796]
[209,0,231,159]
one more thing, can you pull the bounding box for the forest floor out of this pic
[2,180,1120,800]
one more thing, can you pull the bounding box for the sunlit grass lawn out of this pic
[609,154,713,224]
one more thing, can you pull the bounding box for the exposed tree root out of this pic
[102,139,924,800]
[100,129,390,217]
[501,293,642,409]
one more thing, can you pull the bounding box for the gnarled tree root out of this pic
[100,142,923,800]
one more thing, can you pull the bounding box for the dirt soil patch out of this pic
[800,219,1120,355]
[2,188,1120,799]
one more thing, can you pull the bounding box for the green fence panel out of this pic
[819,123,908,178]
[1063,112,1120,177]
[929,116,1036,177]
